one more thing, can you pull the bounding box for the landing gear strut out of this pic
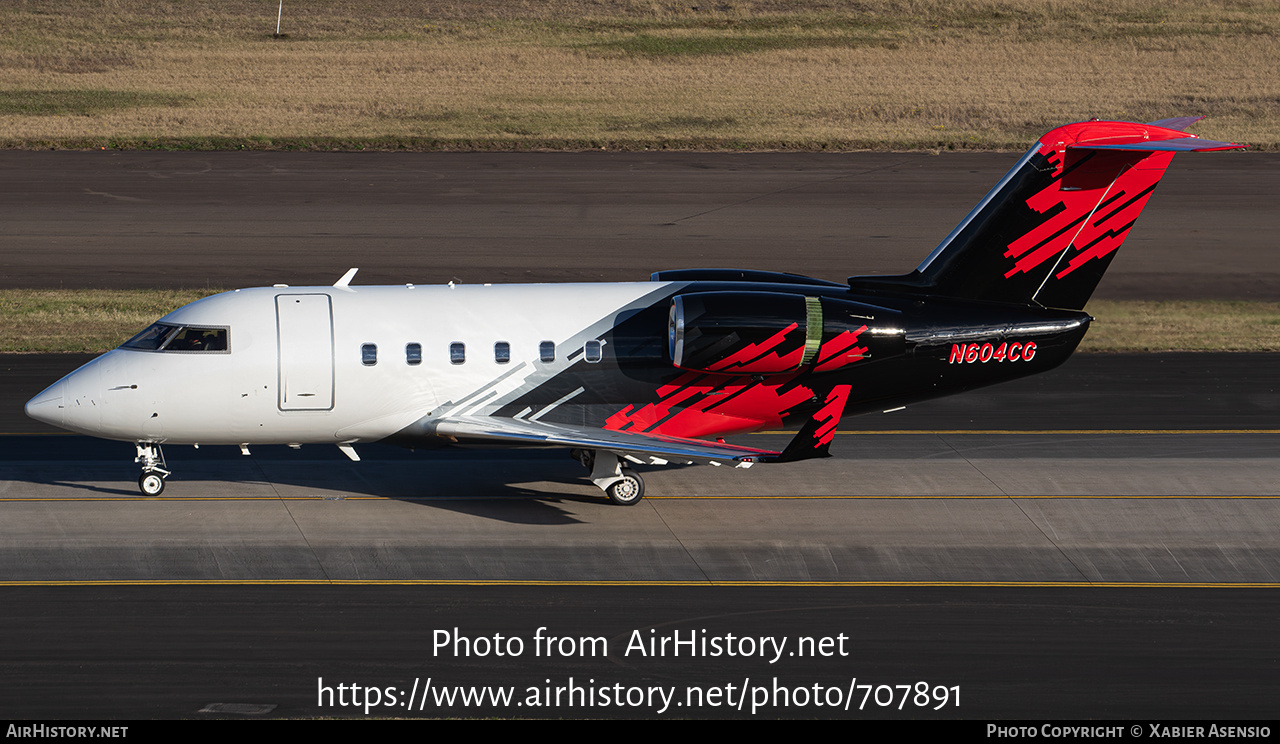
[573,448,645,506]
[135,442,170,496]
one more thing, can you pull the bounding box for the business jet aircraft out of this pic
[25,118,1243,503]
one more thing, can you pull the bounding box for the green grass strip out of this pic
[0,90,193,117]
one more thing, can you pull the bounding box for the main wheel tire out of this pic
[139,471,166,497]
[606,468,644,506]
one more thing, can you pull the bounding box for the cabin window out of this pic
[539,340,555,363]
[494,342,510,364]
[585,339,603,363]
[361,343,378,366]
[450,342,466,364]
[406,343,422,366]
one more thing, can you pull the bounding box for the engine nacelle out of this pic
[669,292,905,375]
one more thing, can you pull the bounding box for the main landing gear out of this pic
[135,442,170,496]
[573,448,645,506]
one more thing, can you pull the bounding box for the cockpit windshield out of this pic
[122,323,229,352]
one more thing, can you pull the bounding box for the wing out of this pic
[431,415,778,466]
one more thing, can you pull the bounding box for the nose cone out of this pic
[25,380,65,428]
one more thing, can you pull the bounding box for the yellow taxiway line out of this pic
[2,579,1278,588]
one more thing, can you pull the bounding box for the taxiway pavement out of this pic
[3,353,1276,585]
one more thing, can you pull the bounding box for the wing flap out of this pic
[433,416,777,464]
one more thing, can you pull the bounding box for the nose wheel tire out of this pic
[606,468,644,506]
[139,471,166,497]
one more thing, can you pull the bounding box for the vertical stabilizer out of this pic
[849,119,1244,310]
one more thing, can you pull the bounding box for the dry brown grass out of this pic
[1,0,1277,149]
[1080,300,1280,352]
[0,289,217,353]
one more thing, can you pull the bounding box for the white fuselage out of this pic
[25,282,675,446]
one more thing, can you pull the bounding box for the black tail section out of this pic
[849,119,1243,311]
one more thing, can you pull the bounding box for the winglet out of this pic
[767,384,852,463]
[333,268,359,288]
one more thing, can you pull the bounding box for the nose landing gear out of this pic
[139,471,166,497]
[135,442,170,496]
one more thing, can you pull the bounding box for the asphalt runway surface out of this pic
[2,149,1277,299]
[1,152,1276,719]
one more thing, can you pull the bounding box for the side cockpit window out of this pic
[167,327,229,352]
[122,323,229,353]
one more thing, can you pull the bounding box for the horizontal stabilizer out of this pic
[1145,116,1205,132]
[1074,137,1242,152]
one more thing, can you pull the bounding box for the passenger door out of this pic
[276,294,334,410]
